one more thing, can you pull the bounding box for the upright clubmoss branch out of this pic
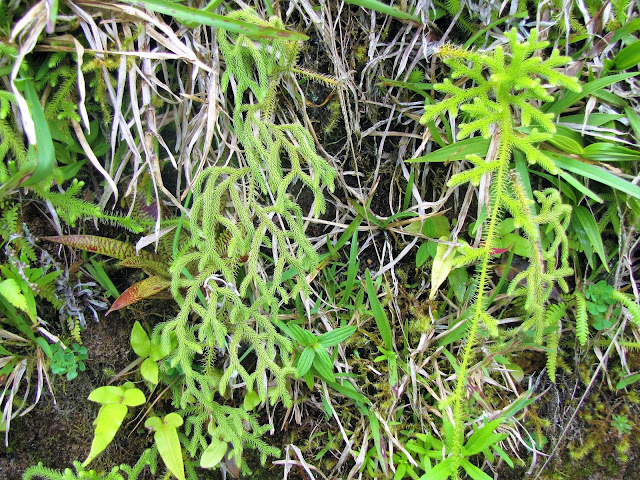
[152,10,335,468]
[421,29,580,479]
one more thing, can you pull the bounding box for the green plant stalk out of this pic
[451,116,511,472]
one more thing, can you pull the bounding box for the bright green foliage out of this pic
[130,321,174,384]
[284,323,357,386]
[420,28,580,478]
[83,383,146,467]
[611,414,633,436]
[574,291,588,346]
[22,449,157,480]
[149,9,335,470]
[49,342,88,381]
[145,413,185,480]
[543,303,567,382]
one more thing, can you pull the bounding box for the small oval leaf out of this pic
[201,438,228,469]
[131,321,151,358]
[141,358,159,384]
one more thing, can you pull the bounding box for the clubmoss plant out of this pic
[420,28,581,478]
[150,10,335,470]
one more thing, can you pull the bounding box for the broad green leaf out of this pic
[296,347,315,377]
[243,390,261,411]
[146,414,185,480]
[122,388,146,407]
[416,242,431,268]
[201,438,228,469]
[312,347,335,382]
[0,278,28,314]
[430,239,457,300]
[616,373,640,390]
[140,358,159,384]
[582,143,640,162]
[573,206,608,272]
[545,126,583,155]
[287,323,315,346]
[124,0,307,40]
[34,337,53,359]
[422,215,451,237]
[464,419,503,455]
[408,137,490,163]
[343,0,421,24]
[460,458,493,480]
[14,78,56,187]
[365,269,394,350]
[88,386,125,404]
[105,275,171,316]
[613,40,640,71]
[130,321,151,358]
[164,412,183,428]
[550,153,640,200]
[448,267,469,304]
[318,326,357,348]
[418,456,454,480]
[83,403,127,466]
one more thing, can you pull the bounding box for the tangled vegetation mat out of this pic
[0,1,639,479]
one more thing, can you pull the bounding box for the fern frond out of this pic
[611,290,640,329]
[574,291,588,346]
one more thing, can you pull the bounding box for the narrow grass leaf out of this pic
[613,41,640,71]
[573,206,608,271]
[124,0,308,40]
[343,0,421,24]
[550,153,640,200]
[407,137,490,163]
[365,269,393,350]
[625,107,640,140]
[544,72,639,116]
[368,410,388,474]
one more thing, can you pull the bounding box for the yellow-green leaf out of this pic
[430,239,457,300]
[0,279,29,314]
[140,358,159,384]
[146,414,186,480]
[201,438,228,469]
[83,403,127,467]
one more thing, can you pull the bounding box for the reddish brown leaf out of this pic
[42,235,165,263]
[105,275,171,316]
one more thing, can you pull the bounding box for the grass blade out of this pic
[407,137,490,163]
[365,269,393,350]
[343,0,421,24]
[544,72,639,116]
[550,153,640,200]
[573,206,609,272]
[124,0,308,40]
